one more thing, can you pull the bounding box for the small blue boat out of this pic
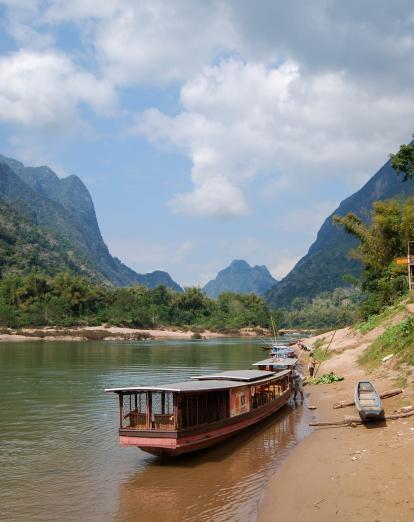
[354,381,384,420]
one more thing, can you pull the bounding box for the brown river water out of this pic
[0,338,313,522]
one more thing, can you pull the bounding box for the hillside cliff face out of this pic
[0,155,182,290]
[203,259,277,298]
[266,158,414,308]
[0,197,98,279]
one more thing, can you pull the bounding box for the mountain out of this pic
[266,157,414,308]
[0,155,182,291]
[203,259,278,298]
[135,271,182,292]
[0,197,97,279]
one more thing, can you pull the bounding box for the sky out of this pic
[1,1,414,287]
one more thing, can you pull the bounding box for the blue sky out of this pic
[1,1,414,286]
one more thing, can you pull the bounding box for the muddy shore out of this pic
[258,327,414,521]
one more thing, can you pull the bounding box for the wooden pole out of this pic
[270,315,278,342]
[173,394,178,429]
[119,393,124,429]
[314,329,337,378]
[146,392,152,430]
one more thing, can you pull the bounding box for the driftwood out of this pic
[309,419,348,427]
[310,408,414,427]
[395,405,414,414]
[332,388,402,409]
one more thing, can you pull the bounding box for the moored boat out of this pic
[354,380,384,420]
[270,346,296,358]
[252,357,298,372]
[105,369,292,458]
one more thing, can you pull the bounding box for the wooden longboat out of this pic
[354,380,384,420]
[252,357,298,372]
[105,369,292,458]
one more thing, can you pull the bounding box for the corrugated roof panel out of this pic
[105,370,290,394]
[192,370,274,382]
[252,358,298,367]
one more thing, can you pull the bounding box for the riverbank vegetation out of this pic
[279,197,414,330]
[0,271,272,330]
[277,287,360,329]
[359,313,414,369]
[334,197,412,319]
[334,139,414,371]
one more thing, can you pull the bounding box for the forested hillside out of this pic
[0,199,98,279]
[0,155,181,290]
[267,156,414,308]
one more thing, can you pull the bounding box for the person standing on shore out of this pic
[292,368,304,402]
[308,352,317,377]
[296,339,310,352]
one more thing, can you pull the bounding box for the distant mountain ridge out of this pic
[203,259,278,298]
[0,154,182,291]
[266,156,414,308]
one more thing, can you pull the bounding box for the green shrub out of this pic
[359,315,414,369]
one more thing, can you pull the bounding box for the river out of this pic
[0,338,311,521]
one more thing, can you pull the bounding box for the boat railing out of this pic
[121,391,176,431]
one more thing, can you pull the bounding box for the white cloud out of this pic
[270,253,302,280]
[0,50,116,129]
[43,0,237,86]
[135,60,300,216]
[43,0,119,22]
[136,57,414,217]
[2,0,414,282]
[169,175,249,218]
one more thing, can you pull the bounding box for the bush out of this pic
[359,315,414,369]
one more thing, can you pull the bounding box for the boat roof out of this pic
[192,369,274,382]
[252,358,298,367]
[105,370,290,394]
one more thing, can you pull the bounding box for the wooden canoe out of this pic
[354,380,384,420]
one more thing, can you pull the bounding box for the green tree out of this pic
[334,198,412,317]
[390,136,414,181]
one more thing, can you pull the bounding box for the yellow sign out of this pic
[395,257,408,265]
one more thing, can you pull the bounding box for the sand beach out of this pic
[259,326,414,521]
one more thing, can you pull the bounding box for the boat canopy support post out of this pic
[119,393,123,429]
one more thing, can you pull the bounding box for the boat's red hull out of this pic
[119,388,291,457]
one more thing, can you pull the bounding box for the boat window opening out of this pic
[179,390,229,429]
[151,391,175,430]
[120,392,148,429]
[251,377,288,409]
[121,391,175,430]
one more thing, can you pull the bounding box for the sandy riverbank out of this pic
[258,327,414,521]
[0,325,270,342]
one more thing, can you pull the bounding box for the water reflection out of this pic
[117,405,311,522]
[0,337,310,522]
